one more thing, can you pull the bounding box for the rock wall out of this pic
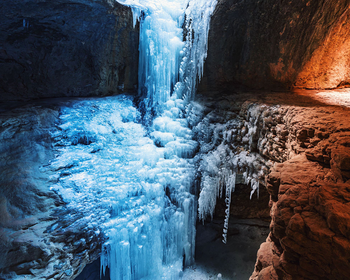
[200,0,350,91]
[2,0,349,98]
[251,144,350,277]
[0,0,139,101]
[191,89,350,280]
[244,93,350,280]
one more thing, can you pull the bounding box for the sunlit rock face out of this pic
[200,0,350,91]
[0,0,138,101]
[244,91,350,280]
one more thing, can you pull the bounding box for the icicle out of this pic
[116,0,217,113]
[222,172,235,244]
[250,179,259,200]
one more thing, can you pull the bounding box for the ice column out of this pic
[176,0,217,102]
[116,0,217,110]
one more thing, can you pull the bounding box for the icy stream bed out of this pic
[46,95,198,279]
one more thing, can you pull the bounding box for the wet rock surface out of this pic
[201,0,350,91]
[0,0,138,101]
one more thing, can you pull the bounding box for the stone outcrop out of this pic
[200,0,350,91]
[254,154,350,280]
[0,0,138,101]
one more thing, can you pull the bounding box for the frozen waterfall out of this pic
[117,0,217,114]
[46,0,217,279]
[98,0,217,279]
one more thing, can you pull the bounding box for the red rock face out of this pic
[200,0,350,91]
[250,97,350,280]
[294,8,350,89]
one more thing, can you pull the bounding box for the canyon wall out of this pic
[2,0,349,101]
[250,99,350,279]
[199,0,350,91]
[0,0,138,101]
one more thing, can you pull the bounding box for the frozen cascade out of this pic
[116,0,217,112]
[48,96,197,280]
[99,0,216,279]
[47,0,217,278]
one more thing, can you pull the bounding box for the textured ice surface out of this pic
[84,0,217,277]
[117,0,217,113]
[186,101,271,230]
[47,96,197,280]
[48,0,218,277]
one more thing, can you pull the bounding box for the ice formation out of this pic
[48,0,217,279]
[48,96,197,279]
[185,101,272,234]
[117,0,217,114]
[103,0,215,278]
[222,172,235,244]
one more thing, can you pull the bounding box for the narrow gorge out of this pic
[1,0,350,280]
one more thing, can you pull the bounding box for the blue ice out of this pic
[49,0,217,278]
[49,96,197,279]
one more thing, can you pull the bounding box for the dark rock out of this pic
[214,183,271,221]
[0,0,138,101]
